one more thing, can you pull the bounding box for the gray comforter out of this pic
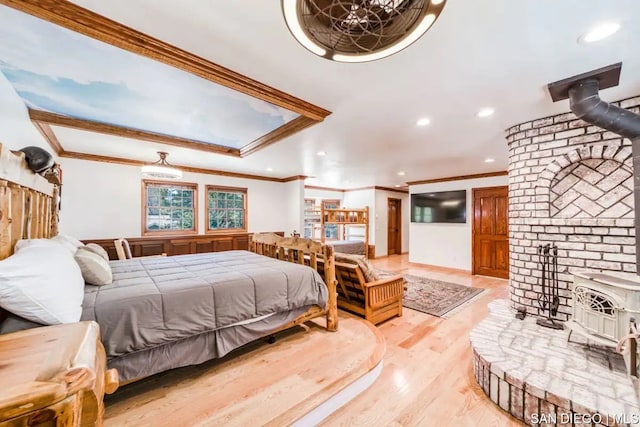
[81,250,328,359]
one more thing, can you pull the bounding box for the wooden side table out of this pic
[0,321,118,426]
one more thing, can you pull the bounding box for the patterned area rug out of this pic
[402,274,485,318]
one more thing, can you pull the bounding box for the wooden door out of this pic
[472,186,509,279]
[387,198,402,255]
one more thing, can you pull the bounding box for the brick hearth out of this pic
[470,300,639,426]
[507,95,640,320]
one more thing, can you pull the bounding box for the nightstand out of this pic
[0,321,118,426]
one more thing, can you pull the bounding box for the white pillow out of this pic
[51,234,84,254]
[15,238,58,253]
[75,247,112,286]
[0,241,84,324]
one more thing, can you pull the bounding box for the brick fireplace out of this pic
[507,95,640,320]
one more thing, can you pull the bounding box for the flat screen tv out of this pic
[411,190,466,223]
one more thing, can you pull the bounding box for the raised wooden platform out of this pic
[103,315,384,426]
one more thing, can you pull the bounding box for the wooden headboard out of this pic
[0,143,60,259]
[0,143,60,322]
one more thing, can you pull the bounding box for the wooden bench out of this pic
[318,259,404,325]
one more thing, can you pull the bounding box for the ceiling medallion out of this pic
[282,0,447,62]
[141,152,183,180]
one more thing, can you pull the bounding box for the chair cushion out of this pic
[335,252,379,282]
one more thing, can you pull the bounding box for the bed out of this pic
[321,206,370,257]
[0,144,338,383]
[83,249,333,381]
[327,239,367,255]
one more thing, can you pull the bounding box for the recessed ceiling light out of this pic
[476,108,495,118]
[485,158,495,163]
[580,22,621,43]
[416,117,431,126]
[397,171,406,176]
[394,184,401,188]
[316,151,326,156]
[266,167,273,172]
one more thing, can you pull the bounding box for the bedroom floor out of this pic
[320,255,521,426]
[104,255,520,426]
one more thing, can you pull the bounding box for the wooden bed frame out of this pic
[250,232,338,332]
[320,205,370,258]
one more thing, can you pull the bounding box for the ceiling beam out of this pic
[29,109,240,157]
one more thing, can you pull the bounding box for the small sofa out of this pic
[318,256,404,325]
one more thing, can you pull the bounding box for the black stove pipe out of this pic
[567,79,640,272]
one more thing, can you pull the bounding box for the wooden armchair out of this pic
[114,238,132,260]
[114,238,166,260]
[318,259,404,325]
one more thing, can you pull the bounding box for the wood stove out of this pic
[566,271,640,375]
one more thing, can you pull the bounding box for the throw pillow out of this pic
[85,243,109,261]
[74,247,113,286]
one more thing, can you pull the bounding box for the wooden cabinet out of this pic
[0,322,118,426]
[83,232,280,260]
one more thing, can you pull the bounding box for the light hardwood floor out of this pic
[319,254,522,427]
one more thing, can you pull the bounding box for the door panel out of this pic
[495,196,508,236]
[479,197,494,235]
[473,186,509,279]
[387,198,402,255]
[478,240,493,269]
[495,240,509,271]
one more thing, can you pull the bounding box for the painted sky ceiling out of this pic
[0,5,300,150]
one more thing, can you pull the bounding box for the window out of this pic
[206,186,247,232]
[143,180,197,235]
[322,199,341,240]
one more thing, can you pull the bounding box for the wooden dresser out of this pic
[0,322,118,426]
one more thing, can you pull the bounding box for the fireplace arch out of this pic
[534,142,633,220]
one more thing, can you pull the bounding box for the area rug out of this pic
[402,274,485,318]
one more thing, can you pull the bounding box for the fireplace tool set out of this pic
[536,243,564,330]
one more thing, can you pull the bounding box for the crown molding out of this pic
[407,171,508,186]
[30,120,63,155]
[60,151,306,183]
[29,109,240,157]
[304,185,409,194]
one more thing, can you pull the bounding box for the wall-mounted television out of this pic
[411,190,466,223]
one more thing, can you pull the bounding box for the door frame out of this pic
[471,186,509,277]
[387,197,402,255]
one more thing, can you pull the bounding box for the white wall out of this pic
[374,190,410,257]
[0,74,52,153]
[286,180,305,236]
[409,175,508,270]
[343,189,376,244]
[304,188,344,202]
[58,158,304,239]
